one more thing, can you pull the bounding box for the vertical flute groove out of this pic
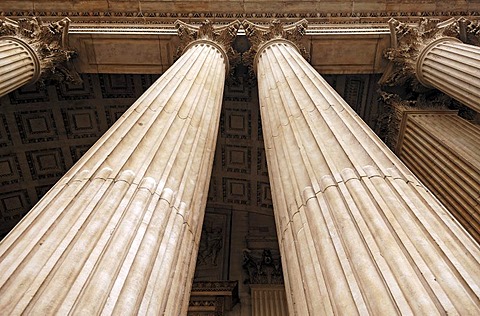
[418,40,480,112]
[255,39,480,315]
[0,39,228,315]
[0,38,39,97]
[397,112,480,243]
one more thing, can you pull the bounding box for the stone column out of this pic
[383,18,480,113]
[244,19,480,315]
[0,17,76,97]
[395,109,480,243]
[0,36,40,96]
[417,36,480,112]
[251,284,288,316]
[0,20,239,315]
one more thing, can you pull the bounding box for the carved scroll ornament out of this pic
[0,17,80,84]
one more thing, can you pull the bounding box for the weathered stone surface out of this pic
[248,19,480,315]
[382,18,480,113]
[0,17,77,82]
[396,110,480,244]
[0,20,238,315]
[176,19,241,69]
[381,18,458,87]
[0,17,77,97]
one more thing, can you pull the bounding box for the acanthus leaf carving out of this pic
[377,89,456,151]
[458,17,480,46]
[380,18,459,88]
[242,19,308,69]
[174,19,241,67]
[242,249,283,285]
[241,19,309,79]
[0,17,81,85]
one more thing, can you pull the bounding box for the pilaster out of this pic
[0,19,239,315]
[246,19,480,315]
[396,109,480,243]
[250,284,288,316]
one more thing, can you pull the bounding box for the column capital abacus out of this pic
[380,18,460,88]
[242,19,309,74]
[175,19,241,73]
[0,17,79,84]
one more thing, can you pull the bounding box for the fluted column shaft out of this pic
[0,39,227,315]
[256,39,480,315]
[417,37,480,112]
[251,284,288,316]
[0,36,40,96]
[396,110,480,243]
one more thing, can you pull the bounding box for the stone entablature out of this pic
[1,0,479,24]
[66,20,392,75]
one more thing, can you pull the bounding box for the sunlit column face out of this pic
[246,19,480,316]
[0,20,240,316]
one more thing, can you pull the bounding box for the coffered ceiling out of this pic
[0,72,380,237]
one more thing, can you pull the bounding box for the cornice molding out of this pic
[1,10,479,24]
[66,22,391,36]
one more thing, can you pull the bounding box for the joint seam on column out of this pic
[311,169,417,198]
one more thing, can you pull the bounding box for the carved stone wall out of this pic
[1,1,478,23]
[195,208,232,281]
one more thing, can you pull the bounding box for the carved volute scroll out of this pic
[381,17,480,114]
[380,17,459,88]
[242,19,309,75]
[0,17,79,84]
[175,19,241,72]
[458,17,480,46]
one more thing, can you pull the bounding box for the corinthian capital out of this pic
[380,18,458,87]
[0,17,79,83]
[175,19,241,67]
[242,19,309,66]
